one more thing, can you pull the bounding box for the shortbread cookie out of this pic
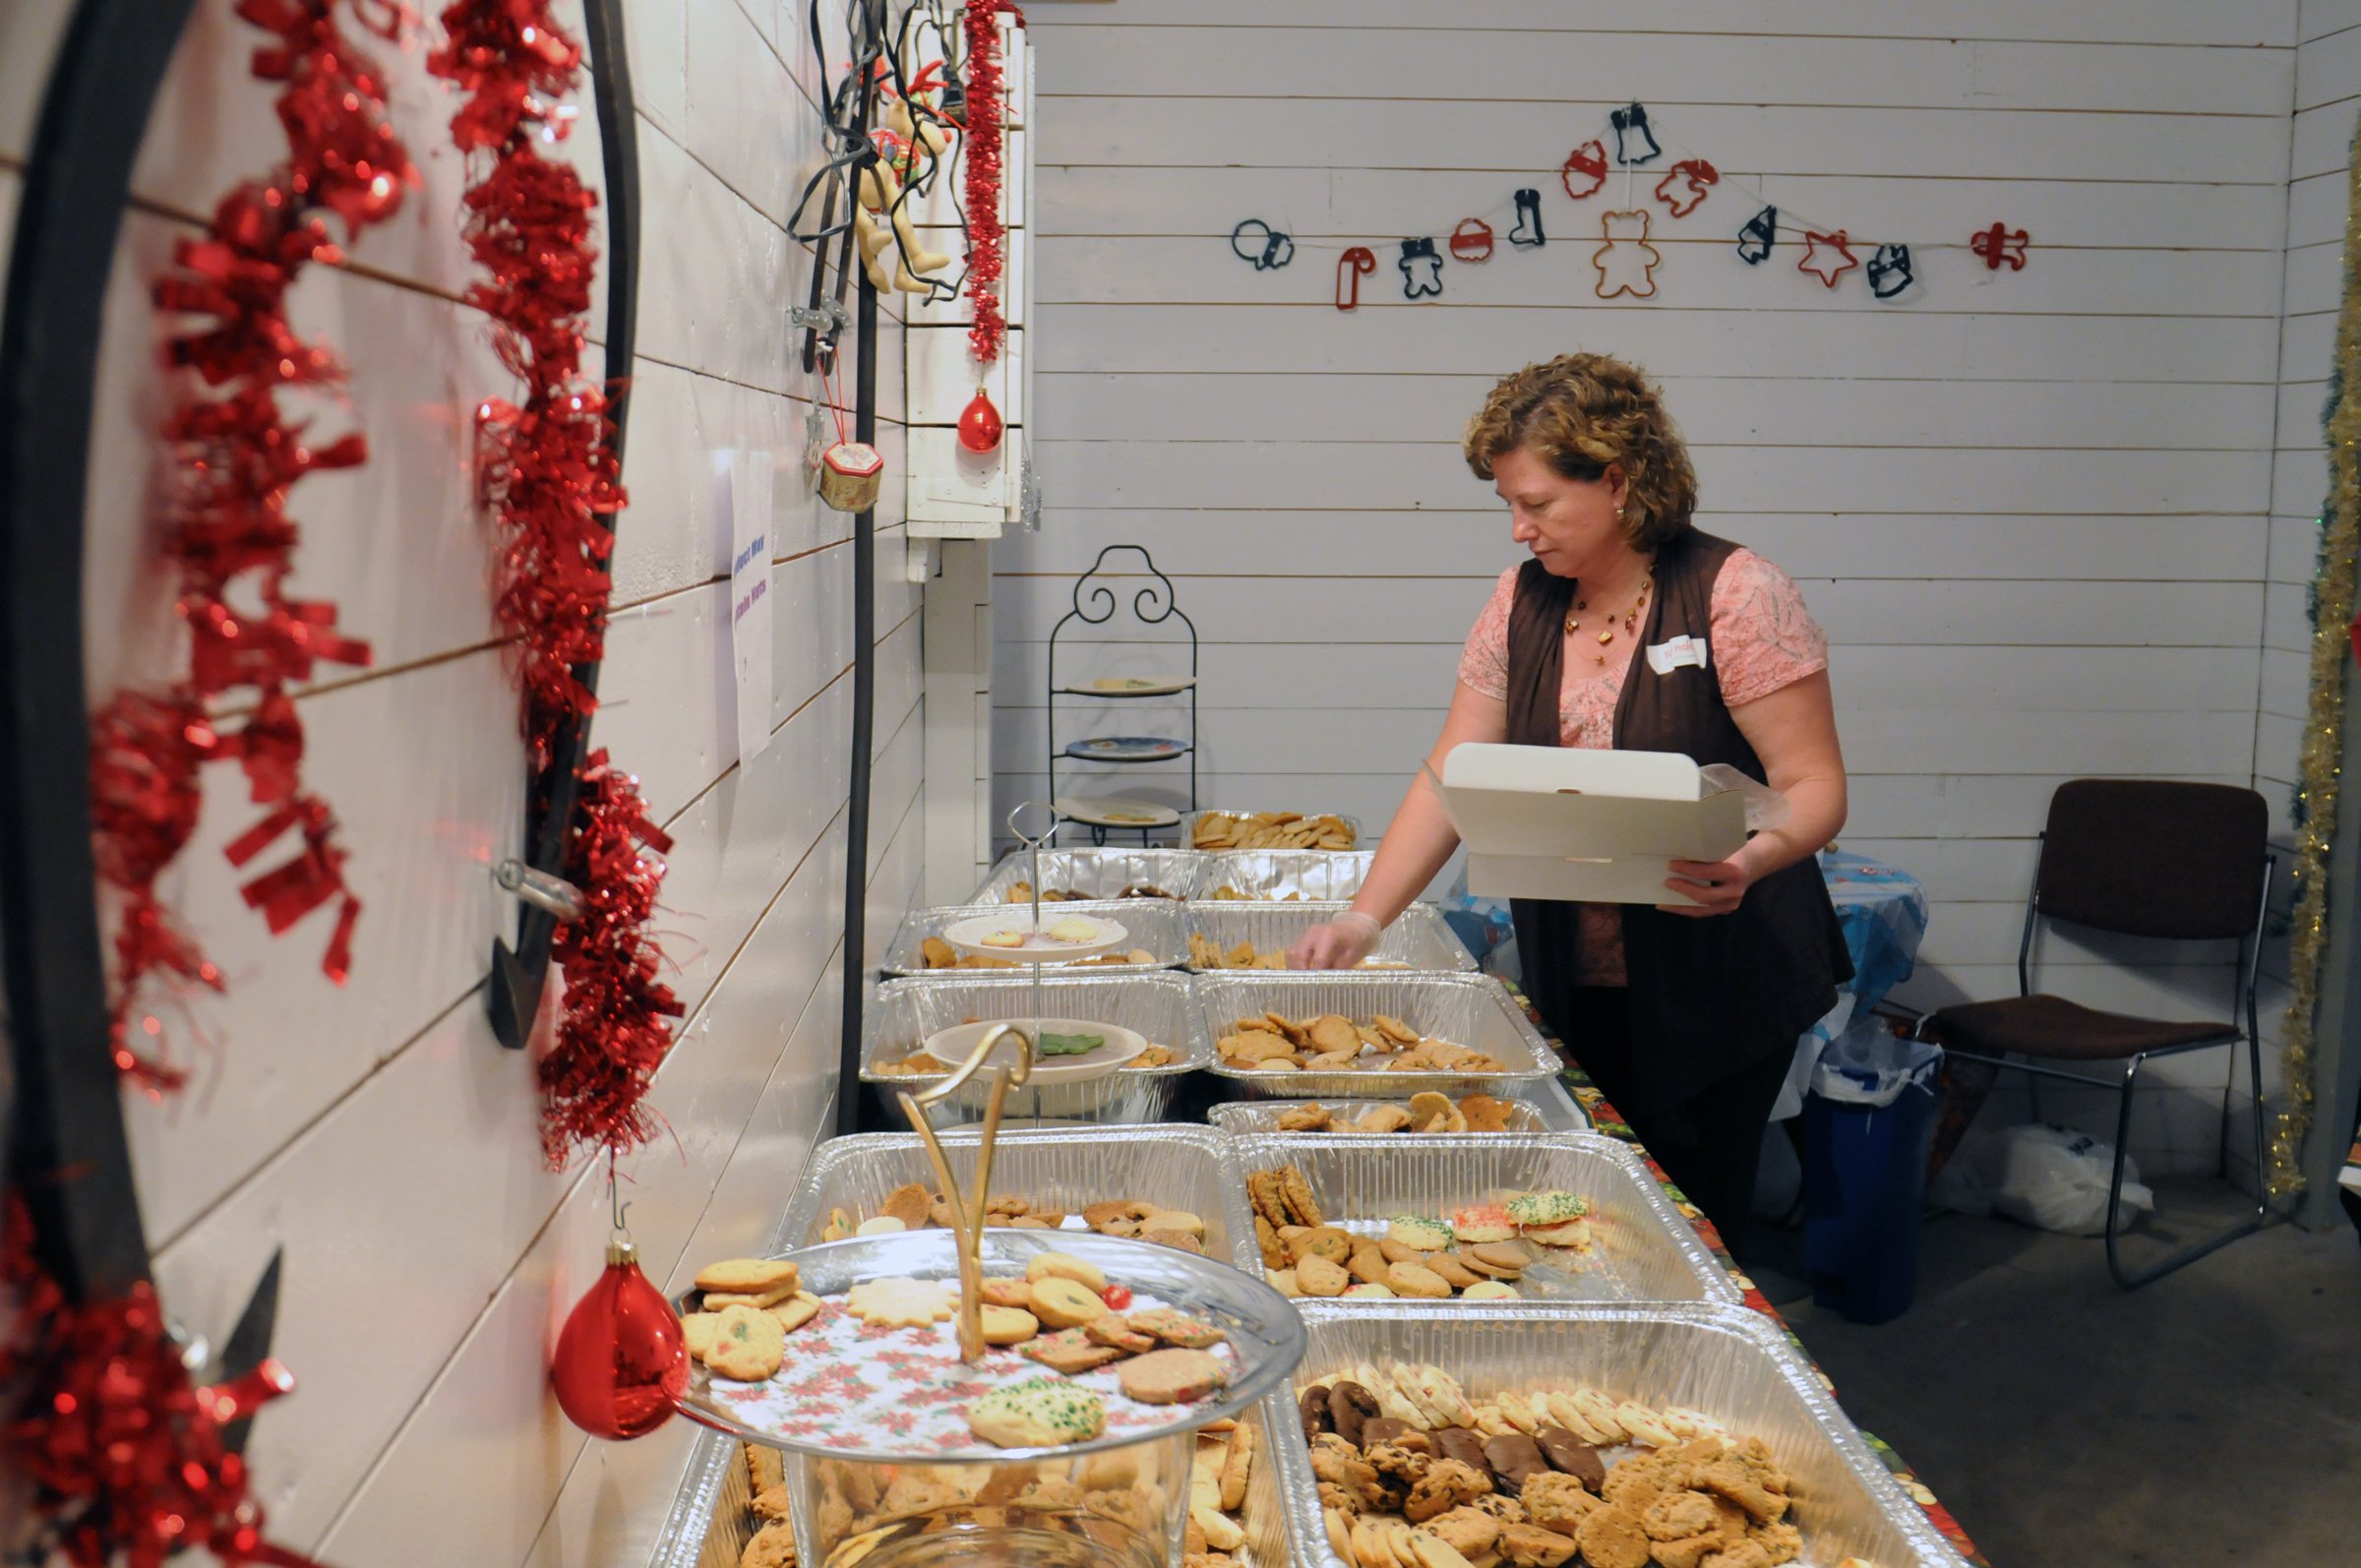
[967,1377,1105,1448]
[844,1276,957,1328]
[1462,1280,1521,1301]
[1298,1254,1351,1297]
[705,1281,799,1311]
[1388,1259,1451,1300]
[681,1311,722,1360]
[979,1278,1034,1309]
[854,1217,907,1236]
[1025,1252,1108,1292]
[1082,1314,1157,1354]
[1127,1307,1226,1348]
[704,1303,786,1381]
[1343,1282,1398,1298]
[769,1290,823,1334]
[1018,1327,1124,1374]
[1117,1347,1230,1405]
[1029,1276,1107,1329]
[980,1304,1040,1345]
[696,1258,801,1297]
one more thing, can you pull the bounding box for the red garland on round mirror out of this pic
[89,0,416,1094]
[8,9,411,1559]
[429,0,682,1168]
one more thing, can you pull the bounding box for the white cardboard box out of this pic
[1436,743,1749,906]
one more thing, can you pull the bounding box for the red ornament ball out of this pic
[958,388,1005,453]
[1450,218,1495,263]
[551,1240,688,1440]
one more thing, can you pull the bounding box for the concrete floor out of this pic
[1761,1182,2360,1567]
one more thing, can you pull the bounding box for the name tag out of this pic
[1647,634,1710,674]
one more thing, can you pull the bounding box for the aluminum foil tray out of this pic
[1207,1095,1577,1136]
[878,899,1188,978]
[1196,972,1556,1098]
[1199,850,1376,904]
[776,1125,1258,1269]
[1180,809,1365,853]
[656,1378,1305,1568]
[1220,1131,1734,1305]
[974,846,1210,904]
[1273,1301,1972,1568]
[1185,901,1477,975]
[862,972,1210,1125]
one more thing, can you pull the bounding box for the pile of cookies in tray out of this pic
[1219,1011,1509,1074]
[729,1417,1266,1568]
[1206,883,1304,901]
[1002,879,1184,902]
[918,935,1157,970]
[872,1038,1178,1078]
[1276,1094,1520,1134]
[1300,1361,1826,1568]
[817,1181,1211,1255]
[1246,1165,1596,1302]
[1191,811,1358,851]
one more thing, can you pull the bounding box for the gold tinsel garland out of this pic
[2270,115,2361,1197]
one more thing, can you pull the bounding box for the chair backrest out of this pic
[2035,779,2269,940]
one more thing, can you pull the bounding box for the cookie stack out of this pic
[679,1259,824,1382]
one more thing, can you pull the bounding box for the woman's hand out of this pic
[1661,852,1757,918]
[1288,911,1382,969]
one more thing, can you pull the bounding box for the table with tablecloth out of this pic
[1496,980,1986,1567]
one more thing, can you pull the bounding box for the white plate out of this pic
[918,1017,1148,1084]
[1075,675,1195,696]
[1054,797,1181,829]
[939,911,1131,964]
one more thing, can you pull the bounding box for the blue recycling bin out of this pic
[1801,1034,1942,1325]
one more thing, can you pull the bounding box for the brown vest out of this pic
[1504,529,1850,1110]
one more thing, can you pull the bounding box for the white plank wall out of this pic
[1003,1,2311,1177]
[3,0,927,1562]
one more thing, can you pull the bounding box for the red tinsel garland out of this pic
[0,1203,310,1567]
[960,0,1019,366]
[91,0,415,1091]
[428,1,683,1166]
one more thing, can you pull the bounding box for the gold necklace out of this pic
[1565,570,1654,666]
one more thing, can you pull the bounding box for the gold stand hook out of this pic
[895,1020,1035,1363]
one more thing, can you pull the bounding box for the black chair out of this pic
[1921,780,2272,1288]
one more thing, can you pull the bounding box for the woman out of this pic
[1289,354,1850,1253]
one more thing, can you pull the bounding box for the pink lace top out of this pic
[1456,547,1829,985]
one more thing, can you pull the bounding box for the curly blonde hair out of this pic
[1462,353,1698,550]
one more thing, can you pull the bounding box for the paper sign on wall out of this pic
[718,451,775,763]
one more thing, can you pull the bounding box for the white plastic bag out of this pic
[1808,1016,1942,1109]
[1941,1122,2153,1236]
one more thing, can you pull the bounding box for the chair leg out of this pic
[2106,1050,2270,1290]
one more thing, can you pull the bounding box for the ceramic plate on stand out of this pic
[938,911,1131,964]
[1071,675,1196,697]
[1053,798,1181,829]
[918,1017,1147,1085]
[1065,736,1188,762]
